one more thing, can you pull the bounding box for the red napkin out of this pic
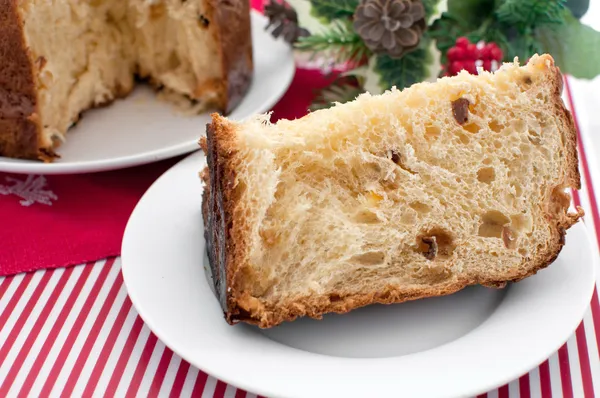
[0,65,337,276]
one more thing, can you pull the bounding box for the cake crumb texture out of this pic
[201,54,583,328]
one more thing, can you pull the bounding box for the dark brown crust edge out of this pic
[200,114,245,322]
[0,0,46,161]
[201,121,229,311]
[207,0,254,115]
[200,55,584,329]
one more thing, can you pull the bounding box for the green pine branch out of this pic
[295,19,372,65]
[496,0,567,28]
[309,77,364,111]
[308,0,359,23]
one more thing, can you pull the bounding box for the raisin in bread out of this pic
[0,0,252,161]
[200,54,583,329]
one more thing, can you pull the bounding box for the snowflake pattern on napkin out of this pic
[0,175,58,206]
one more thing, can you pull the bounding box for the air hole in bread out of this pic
[463,123,480,134]
[355,209,381,224]
[416,228,455,260]
[512,119,527,134]
[511,212,533,233]
[409,201,430,214]
[483,157,492,165]
[259,228,278,246]
[425,125,441,141]
[390,151,417,174]
[352,251,386,265]
[502,226,517,249]
[520,143,532,155]
[493,140,502,149]
[511,183,523,197]
[502,159,514,178]
[329,293,342,302]
[401,209,417,225]
[528,131,541,145]
[489,120,504,133]
[457,132,470,144]
[478,210,510,238]
[477,167,496,184]
[523,75,532,85]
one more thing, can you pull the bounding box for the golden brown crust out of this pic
[550,60,581,190]
[205,0,253,114]
[201,55,585,329]
[0,0,43,160]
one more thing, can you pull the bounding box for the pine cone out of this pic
[264,0,310,44]
[353,0,426,58]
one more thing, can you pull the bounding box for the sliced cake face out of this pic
[129,0,253,114]
[202,54,582,328]
[0,0,252,161]
[17,0,138,154]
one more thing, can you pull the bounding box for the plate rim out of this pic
[0,10,295,176]
[122,151,598,398]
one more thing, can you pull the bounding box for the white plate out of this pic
[0,11,294,175]
[122,152,597,398]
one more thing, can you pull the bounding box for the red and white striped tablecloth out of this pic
[0,78,599,398]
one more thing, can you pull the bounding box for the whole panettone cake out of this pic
[0,0,253,161]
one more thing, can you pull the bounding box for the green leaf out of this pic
[421,0,446,21]
[429,14,470,64]
[308,0,359,23]
[537,10,600,78]
[374,37,434,91]
[447,0,496,28]
[295,18,371,65]
[496,0,567,28]
[506,34,543,61]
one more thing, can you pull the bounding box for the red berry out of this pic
[464,62,477,74]
[449,61,463,75]
[455,37,470,48]
[490,47,503,61]
[482,60,492,71]
[447,46,466,61]
[466,44,479,60]
[480,46,492,60]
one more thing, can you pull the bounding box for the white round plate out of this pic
[0,11,294,175]
[122,152,597,398]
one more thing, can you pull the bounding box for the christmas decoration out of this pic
[264,0,310,44]
[353,0,427,59]
[444,37,504,76]
[265,0,599,110]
